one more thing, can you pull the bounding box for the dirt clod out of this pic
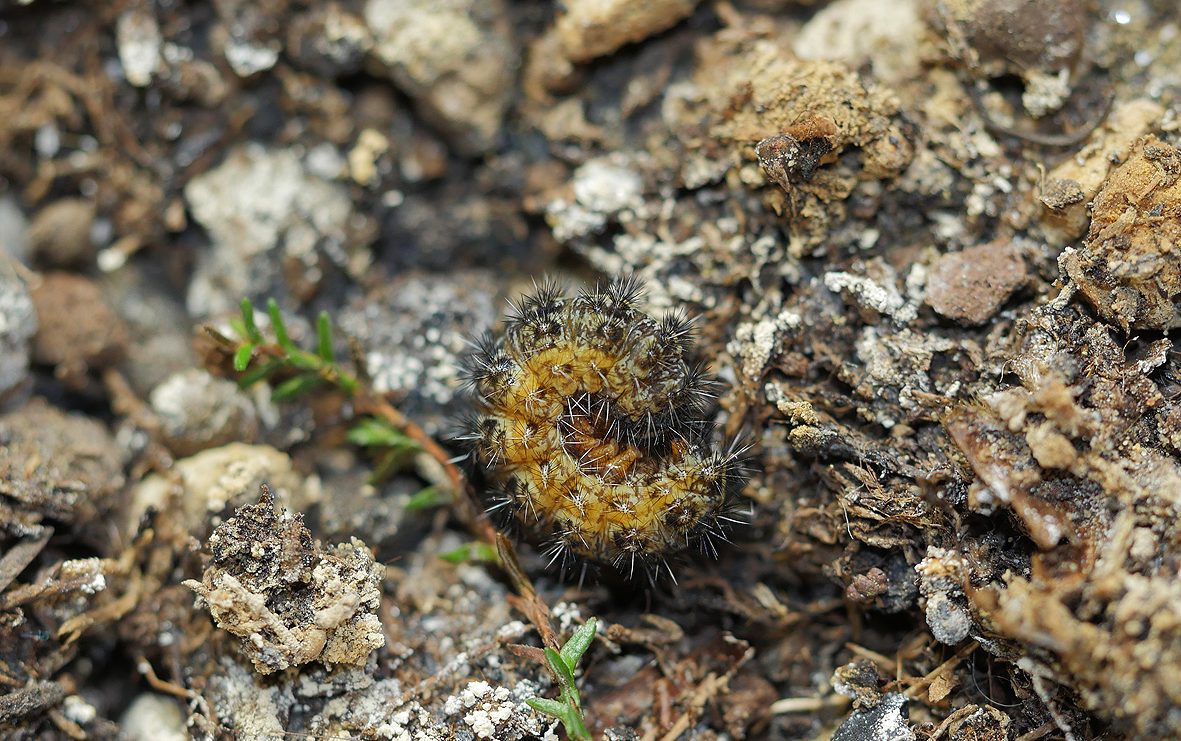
[1063,135,1181,330]
[185,488,385,674]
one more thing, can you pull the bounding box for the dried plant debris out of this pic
[942,298,1181,737]
[185,487,385,674]
[0,400,127,738]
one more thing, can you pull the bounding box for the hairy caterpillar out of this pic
[460,277,746,582]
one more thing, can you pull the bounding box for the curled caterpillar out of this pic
[460,277,746,581]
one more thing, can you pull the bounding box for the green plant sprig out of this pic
[346,416,423,483]
[526,617,597,741]
[438,541,499,565]
[220,298,428,482]
[208,296,481,516]
[228,297,358,400]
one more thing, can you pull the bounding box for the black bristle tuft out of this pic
[522,276,565,315]
[603,274,645,309]
[659,309,695,354]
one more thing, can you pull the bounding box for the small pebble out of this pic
[925,241,1025,325]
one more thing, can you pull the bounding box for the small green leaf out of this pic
[528,618,596,741]
[272,374,322,401]
[559,618,598,672]
[232,343,255,372]
[316,311,335,363]
[527,696,590,741]
[337,374,359,397]
[266,298,295,353]
[285,350,323,371]
[545,647,577,694]
[240,297,263,342]
[564,713,591,740]
[439,542,499,564]
[525,697,567,718]
[473,542,500,563]
[347,418,419,451]
[406,486,451,511]
[564,714,591,741]
[228,317,249,340]
[238,359,281,388]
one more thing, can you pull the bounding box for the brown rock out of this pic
[364,0,517,155]
[555,0,700,63]
[925,241,1026,325]
[29,273,128,388]
[26,198,96,269]
[937,0,1086,77]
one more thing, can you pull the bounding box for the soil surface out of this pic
[2,1,1180,739]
